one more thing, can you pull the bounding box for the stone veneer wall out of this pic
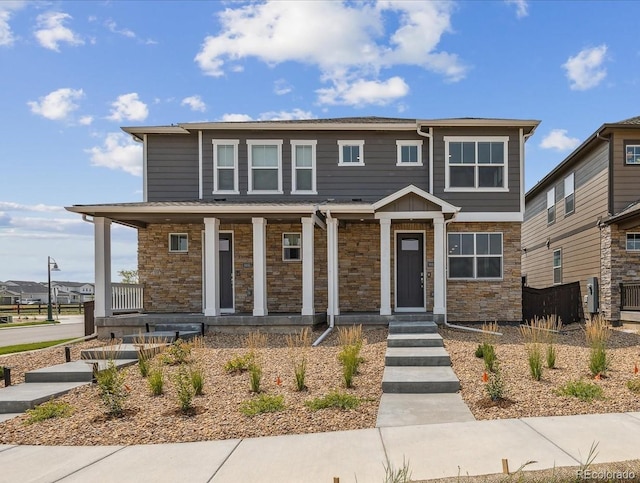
[390,222,434,311]
[138,223,204,313]
[446,222,522,322]
[338,222,381,312]
[266,222,302,312]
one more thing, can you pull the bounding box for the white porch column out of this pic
[301,217,315,316]
[379,218,392,315]
[94,217,112,317]
[252,217,268,316]
[433,216,446,317]
[326,217,340,317]
[204,218,220,316]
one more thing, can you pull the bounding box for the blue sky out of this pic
[1,0,638,283]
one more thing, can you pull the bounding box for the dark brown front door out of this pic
[396,233,424,309]
[219,233,233,310]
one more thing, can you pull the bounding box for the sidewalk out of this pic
[1,412,639,483]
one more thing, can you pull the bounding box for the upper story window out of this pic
[625,144,640,165]
[444,136,508,191]
[338,140,365,166]
[564,173,575,215]
[547,188,556,224]
[283,233,301,261]
[553,249,562,284]
[212,140,239,194]
[447,232,503,280]
[169,233,188,253]
[247,140,283,194]
[291,140,317,194]
[396,140,423,166]
[627,233,640,251]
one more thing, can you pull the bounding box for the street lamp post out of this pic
[47,256,61,322]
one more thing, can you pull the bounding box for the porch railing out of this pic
[112,283,144,313]
[620,283,640,311]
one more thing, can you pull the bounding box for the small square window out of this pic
[169,233,188,252]
[626,145,640,165]
[396,140,423,166]
[627,233,640,251]
[283,233,301,261]
[338,140,365,166]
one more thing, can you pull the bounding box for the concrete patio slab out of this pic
[376,393,475,427]
[0,445,123,483]
[210,428,387,483]
[0,382,88,413]
[380,419,579,481]
[522,413,640,464]
[59,440,240,483]
[25,359,137,383]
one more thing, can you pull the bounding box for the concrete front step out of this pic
[80,343,166,361]
[0,382,88,413]
[375,393,475,427]
[122,331,200,344]
[385,347,451,366]
[25,359,138,383]
[387,333,444,348]
[382,366,460,394]
[388,321,438,334]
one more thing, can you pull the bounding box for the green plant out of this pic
[555,379,603,401]
[223,353,254,373]
[287,328,311,391]
[546,343,557,370]
[95,360,129,416]
[240,393,285,417]
[626,379,640,393]
[544,315,562,369]
[25,399,73,424]
[137,352,150,378]
[148,367,164,396]
[474,344,485,358]
[173,366,195,412]
[248,361,263,393]
[485,363,505,401]
[527,344,543,381]
[382,457,412,483]
[482,343,497,373]
[190,365,205,396]
[337,325,364,388]
[166,339,191,365]
[585,314,610,377]
[305,390,362,411]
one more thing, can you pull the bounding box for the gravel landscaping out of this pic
[1,322,640,447]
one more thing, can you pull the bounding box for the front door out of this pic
[219,233,233,311]
[396,233,425,310]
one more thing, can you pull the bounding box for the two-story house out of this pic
[50,281,95,303]
[522,116,640,326]
[67,117,539,337]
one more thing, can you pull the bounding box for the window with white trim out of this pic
[564,173,575,215]
[547,188,556,224]
[338,140,365,166]
[447,233,503,279]
[283,233,301,261]
[553,249,562,284]
[212,140,239,193]
[444,136,508,191]
[625,144,640,165]
[169,233,188,253]
[291,140,317,194]
[396,140,423,166]
[247,140,283,193]
[627,233,640,251]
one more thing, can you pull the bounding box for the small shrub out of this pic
[555,380,603,401]
[474,344,485,358]
[305,390,362,411]
[166,339,191,365]
[190,365,205,396]
[248,361,263,393]
[627,379,640,393]
[383,457,412,483]
[224,353,253,373]
[527,343,543,381]
[485,364,505,401]
[482,343,497,373]
[25,400,73,424]
[589,343,608,378]
[546,344,557,370]
[95,361,129,416]
[287,328,311,391]
[240,393,285,417]
[173,366,195,412]
[585,314,610,377]
[246,330,267,351]
[337,325,364,388]
[148,368,164,396]
[137,353,150,378]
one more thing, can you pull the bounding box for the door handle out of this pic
[420,272,424,288]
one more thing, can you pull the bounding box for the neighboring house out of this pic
[522,116,640,325]
[51,281,95,303]
[1,281,49,304]
[66,117,539,335]
[0,283,20,304]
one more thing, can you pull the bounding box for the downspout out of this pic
[416,125,434,194]
[313,209,335,346]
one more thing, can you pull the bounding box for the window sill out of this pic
[248,190,284,195]
[396,162,424,167]
[169,250,188,254]
[338,162,365,167]
[212,190,240,195]
[291,191,318,195]
[447,277,504,281]
[444,187,509,193]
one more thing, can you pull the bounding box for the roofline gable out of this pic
[372,185,460,213]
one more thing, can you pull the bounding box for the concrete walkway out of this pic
[1,412,639,482]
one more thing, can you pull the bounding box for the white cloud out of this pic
[105,19,135,38]
[0,201,64,212]
[505,0,529,18]
[107,93,148,122]
[181,95,206,112]
[563,45,607,91]
[79,115,93,126]
[258,109,313,121]
[274,79,292,95]
[220,113,253,122]
[86,132,143,176]
[34,11,84,52]
[27,87,84,121]
[195,1,465,106]
[317,76,409,106]
[0,1,26,47]
[540,129,580,151]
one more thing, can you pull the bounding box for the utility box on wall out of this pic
[585,277,599,314]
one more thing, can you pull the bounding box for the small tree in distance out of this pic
[118,269,139,284]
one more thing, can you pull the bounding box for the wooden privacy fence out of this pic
[522,281,582,324]
[620,282,640,311]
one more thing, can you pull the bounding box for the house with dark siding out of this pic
[522,116,640,326]
[67,117,539,337]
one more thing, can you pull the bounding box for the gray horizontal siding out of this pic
[147,134,199,201]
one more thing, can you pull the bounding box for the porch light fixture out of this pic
[47,256,61,322]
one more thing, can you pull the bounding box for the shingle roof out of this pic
[617,116,640,125]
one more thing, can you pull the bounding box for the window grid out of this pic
[447,232,503,280]
[396,140,423,166]
[626,145,640,165]
[291,141,317,194]
[247,140,283,194]
[212,140,239,194]
[627,233,640,251]
[553,249,562,284]
[564,173,575,215]
[444,137,508,191]
[283,233,301,261]
[169,233,188,253]
[547,188,556,224]
[337,140,365,166]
